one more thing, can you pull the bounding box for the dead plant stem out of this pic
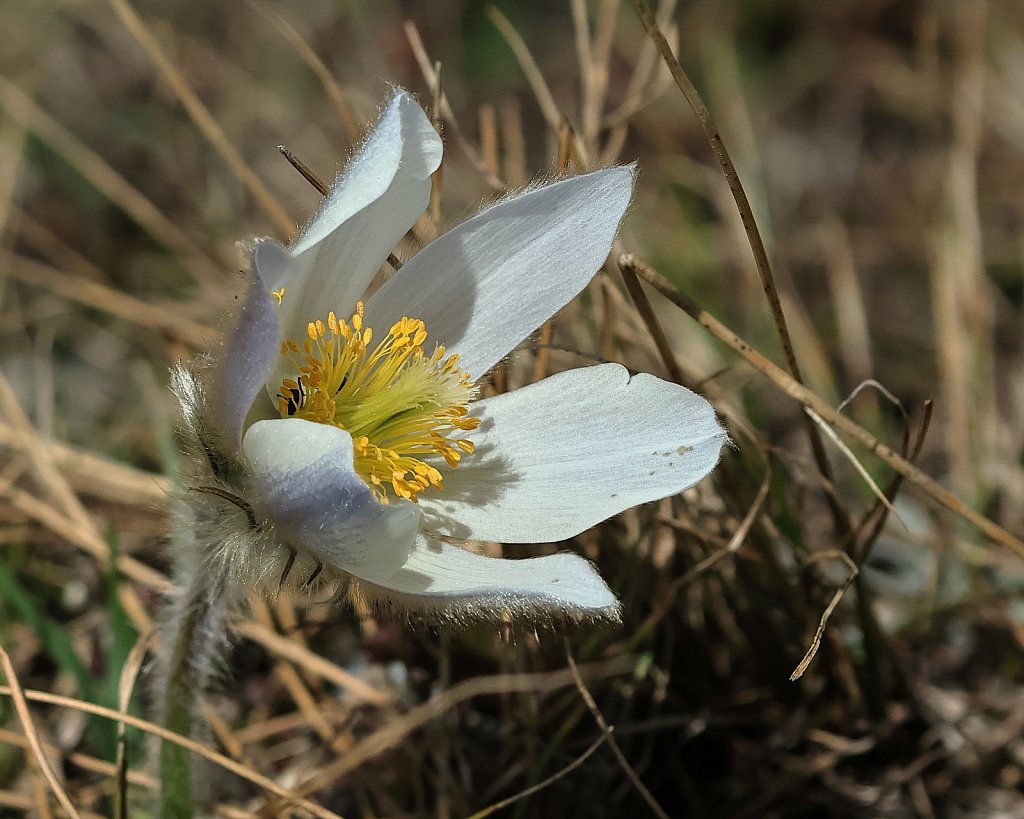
[629,0,849,538]
[619,253,1024,562]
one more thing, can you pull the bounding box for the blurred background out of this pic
[2,0,1024,816]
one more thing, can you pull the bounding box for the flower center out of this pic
[276,302,480,503]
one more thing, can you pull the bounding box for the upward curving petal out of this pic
[215,263,280,447]
[266,91,442,348]
[242,418,420,575]
[420,364,727,543]
[350,533,620,620]
[365,166,635,381]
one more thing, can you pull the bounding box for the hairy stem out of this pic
[158,561,230,818]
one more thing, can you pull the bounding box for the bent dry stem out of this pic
[618,252,1024,561]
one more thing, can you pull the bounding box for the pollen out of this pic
[276,302,480,503]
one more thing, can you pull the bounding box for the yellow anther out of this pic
[271,288,286,304]
[275,305,480,503]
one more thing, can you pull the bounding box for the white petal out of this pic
[420,364,726,543]
[366,167,635,381]
[242,418,420,574]
[350,533,619,619]
[214,267,279,447]
[267,91,442,347]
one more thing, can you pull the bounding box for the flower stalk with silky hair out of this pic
[157,90,726,812]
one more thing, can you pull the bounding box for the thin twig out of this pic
[114,630,156,819]
[804,406,904,529]
[618,253,1024,562]
[565,646,670,819]
[403,21,504,190]
[629,0,846,535]
[0,642,82,819]
[245,0,360,141]
[272,658,634,807]
[618,257,689,386]
[486,6,590,164]
[0,684,342,819]
[466,729,613,819]
[0,76,221,280]
[107,0,294,235]
[278,145,328,195]
[790,551,859,680]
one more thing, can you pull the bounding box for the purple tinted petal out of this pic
[215,256,280,447]
[242,418,420,574]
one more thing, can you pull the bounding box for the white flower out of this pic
[190,90,726,621]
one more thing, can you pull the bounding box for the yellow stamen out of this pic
[271,288,286,304]
[276,302,480,503]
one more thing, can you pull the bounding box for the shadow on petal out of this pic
[349,534,620,621]
[418,431,521,541]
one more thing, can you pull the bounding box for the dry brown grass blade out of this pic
[790,551,859,681]
[404,21,504,191]
[618,256,691,386]
[935,0,991,501]
[849,401,934,566]
[0,684,343,819]
[429,60,444,230]
[0,76,221,281]
[0,729,156,789]
[619,253,1024,562]
[0,371,159,630]
[530,120,578,384]
[629,0,845,529]
[114,630,156,819]
[3,484,166,594]
[804,406,904,529]
[603,0,677,129]
[628,0,795,382]
[565,647,670,819]
[0,641,82,819]
[3,252,213,347]
[0,421,170,507]
[486,6,590,164]
[485,8,562,136]
[623,463,771,655]
[479,104,500,178]
[245,0,360,142]
[247,597,339,750]
[500,100,528,184]
[0,116,25,240]
[106,0,294,236]
[260,657,634,811]
[232,619,392,706]
[466,728,613,819]
[571,0,622,153]
[571,0,596,143]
